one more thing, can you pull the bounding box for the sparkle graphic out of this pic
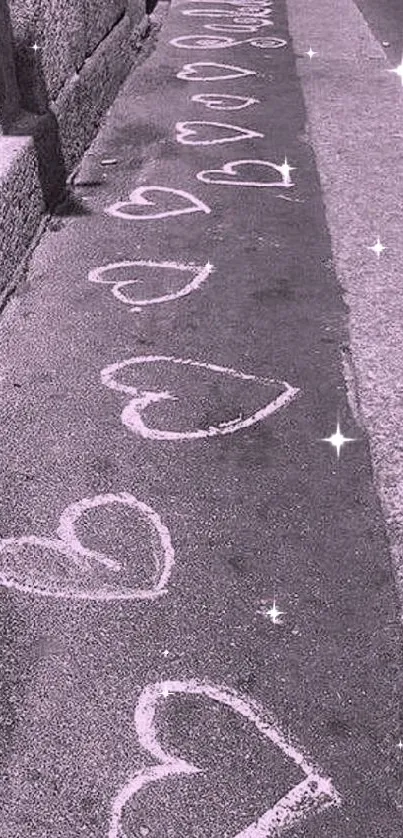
[279,157,295,186]
[31,42,41,53]
[258,600,285,625]
[397,739,403,750]
[321,421,356,459]
[305,47,317,60]
[368,236,386,258]
[387,57,403,86]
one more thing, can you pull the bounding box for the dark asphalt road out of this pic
[0,0,402,836]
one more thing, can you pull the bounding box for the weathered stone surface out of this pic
[8,0,86,105]
[0,0,148,301]
[53,11,142,172]
[84,0,126,57]
[0,0,20,131]
[0,136,43,302]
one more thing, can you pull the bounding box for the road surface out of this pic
[0,0,402,835]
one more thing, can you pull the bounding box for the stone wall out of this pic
[0,0,149,304]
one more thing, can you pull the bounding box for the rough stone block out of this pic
[8,0,86,107]
[53,11,144,173]
[0,136,43,302]
[84,0,126,57]
[0,0,21,131]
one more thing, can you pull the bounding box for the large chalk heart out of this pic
[88,260,214,311]
[108,680,341,838]
[105,186,211,221]
[0,493,174,601]
[100,355,300,441]
[177,62,256,81]
[191,93,259,110]
[197,159,294,188]
[175,120,263,145]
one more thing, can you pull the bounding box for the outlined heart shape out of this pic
[100,355,300,441]
[204,20,273,32]
[175,120,263,145]
[191,93,259,110]
[171,34,287,49]
[105,186,211,221]
[177,62,256,81]
[0,493,174,601]
[197,159,295,188]
[88,260,214,311]
[108,679,341,838]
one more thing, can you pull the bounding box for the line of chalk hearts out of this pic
[108,679,341,838]
[100,355,300,440]
[0,493,174,601]
[88,260,214,310]
[105,164,293,219]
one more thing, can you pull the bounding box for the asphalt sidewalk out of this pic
[0,0,402,836]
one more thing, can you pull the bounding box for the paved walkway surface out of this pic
[0,0,403,836]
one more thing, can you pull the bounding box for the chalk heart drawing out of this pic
[204,21,273,32]
[170,34,287,48]
[105,186,211,221]
[175,120,263,145]
[107,679,341,838]
[191,93,259,110]
[197,159,294,188]
[88,260,214,311]
[177,62,256,81]
[100,356,299,441]
[0,493,174,601]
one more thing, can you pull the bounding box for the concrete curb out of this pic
[0,9,151,309]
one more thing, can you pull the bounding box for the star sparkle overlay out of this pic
[387,57,403,86]
[397,740,403,751]
[305,47,317,60]
[31,42,41,53]
[321,421,356,459]
[280,157,295,186]
[368,236,386,258]
[257,599,285,625]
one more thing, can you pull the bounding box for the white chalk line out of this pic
[0,493,175,601]
[108,679,341,838]
[105,186,211,221]
[175,120,264,144]
[197,159,294,188]
[88,260,214,311]
[100,355,300,441]
[191,93,260,109]
[177,61,257,80]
